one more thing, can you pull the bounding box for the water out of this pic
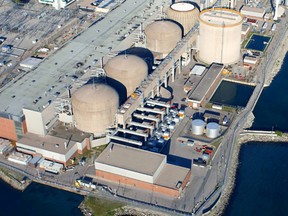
[224,53,288,216]
[223,142,288,216]
[210,80,254,107]
[245,34,271,52]
[0,181,83,216]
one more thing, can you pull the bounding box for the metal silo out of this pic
[72,84,119,136]
[198,8,243,65]
[104,54,148,97]
[145,20,182,58]
[192,119,205,135]
[206,122,220,139]
[166,2,199,35]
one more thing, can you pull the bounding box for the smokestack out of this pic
[274,0,280,20]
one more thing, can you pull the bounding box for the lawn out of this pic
[83,196,124,216]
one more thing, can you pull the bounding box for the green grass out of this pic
[205,102,212,109]
[211,138,222,149]
[222,105,234,112]
[83,196,124,216]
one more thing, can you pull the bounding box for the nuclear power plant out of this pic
[0,0,283,212]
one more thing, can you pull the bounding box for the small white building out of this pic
[38,0,75,10]
[244,56,258,65]
[39,159,64,174]
[8,152,32,166]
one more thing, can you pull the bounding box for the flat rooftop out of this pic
[241,6,266,14]
[0,0,151,117]
[188,63,224,102]
[200,8,243,26]
[95,143,166,176]
[17,133,77,155]
[155,164,190,189]
[48,121,91,143]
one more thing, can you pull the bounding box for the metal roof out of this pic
[0,0,151,117]
[95,143,166,176]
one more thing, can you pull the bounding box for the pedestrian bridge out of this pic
[240,130,277,136]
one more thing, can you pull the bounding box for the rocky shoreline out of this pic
[0,168,31,191]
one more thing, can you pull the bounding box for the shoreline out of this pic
[0,168,31,191]
[207,25,288,215]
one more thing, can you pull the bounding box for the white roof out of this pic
[190,65,206,76]
[20,57,42,69]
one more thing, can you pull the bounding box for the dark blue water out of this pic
[223,142,288,216]
[210,80,254,107]
[224,53,288,215]
[245,34,271,52]
[0,181,83,216]
[251,53,288,131]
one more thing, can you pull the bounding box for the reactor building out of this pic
[104,54,148,100]
[198,8,243,65]
[166,1,199,35]
[71,83,119,136]
[144,20,182,58]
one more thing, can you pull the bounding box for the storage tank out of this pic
[104,54,148,98]
[206,122,220,139]
[166,2,199,35]
[192,119,205,135]
[145,20,182,57]
[72,84,119,135]
[198,8,243,65]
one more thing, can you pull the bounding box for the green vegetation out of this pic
[205,102,212,109]
[83,196,124,216]
[211,138,222,149]
[222,105,234,112]
[275,130,283,137]
[242,32,254,49]
[94,144,108,158]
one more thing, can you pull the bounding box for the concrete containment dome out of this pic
[166,2,199,35]
[145,20,182,57]
[198,8,243,65]
[192,119,205,135]
[104,54,148,98]
[72,84,119,135]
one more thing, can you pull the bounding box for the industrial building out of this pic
[240,6,266,20]
[198,8,243,65]
[144,20,182,58]
[95,143,191,197]
[187,63,224,109]
[72,83,119,136]
[104,54,148,100]
[38,0,75,10]
[166,2,199,35]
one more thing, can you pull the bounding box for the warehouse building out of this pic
[95,143,191,197]
[187,63,224,109]
[240,6,266,20]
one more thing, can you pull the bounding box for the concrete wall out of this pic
[23,109,46,136]
[95,162,154,183]
[199,14,242,64]
[96,169,179,197]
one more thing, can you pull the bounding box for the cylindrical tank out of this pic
[145,20,182,57]
[104,54,148,97]
[72,84,119,135]
[166,2,199,35]
[192,119,205,135]
[206,122,220,139]
[198,8,243,65]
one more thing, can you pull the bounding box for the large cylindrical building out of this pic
[104,54,148,98]
[72,84,119,135]
[166,2,199,35]
[198,8,243,65]
[145,20,182,58]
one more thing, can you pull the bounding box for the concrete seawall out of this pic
[208,133,288,216]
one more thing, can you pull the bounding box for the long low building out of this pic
[95,143,191,197]
[187,63,224,109]
[16,124,92,165]
[240,6,266,20]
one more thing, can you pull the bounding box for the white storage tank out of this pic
[206,122,220,139]
[192,119,205,135]
[198,8,243,64]
[166,1,199,35]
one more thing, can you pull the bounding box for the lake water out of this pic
[0,181,83,216]
[224,53,288,215]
